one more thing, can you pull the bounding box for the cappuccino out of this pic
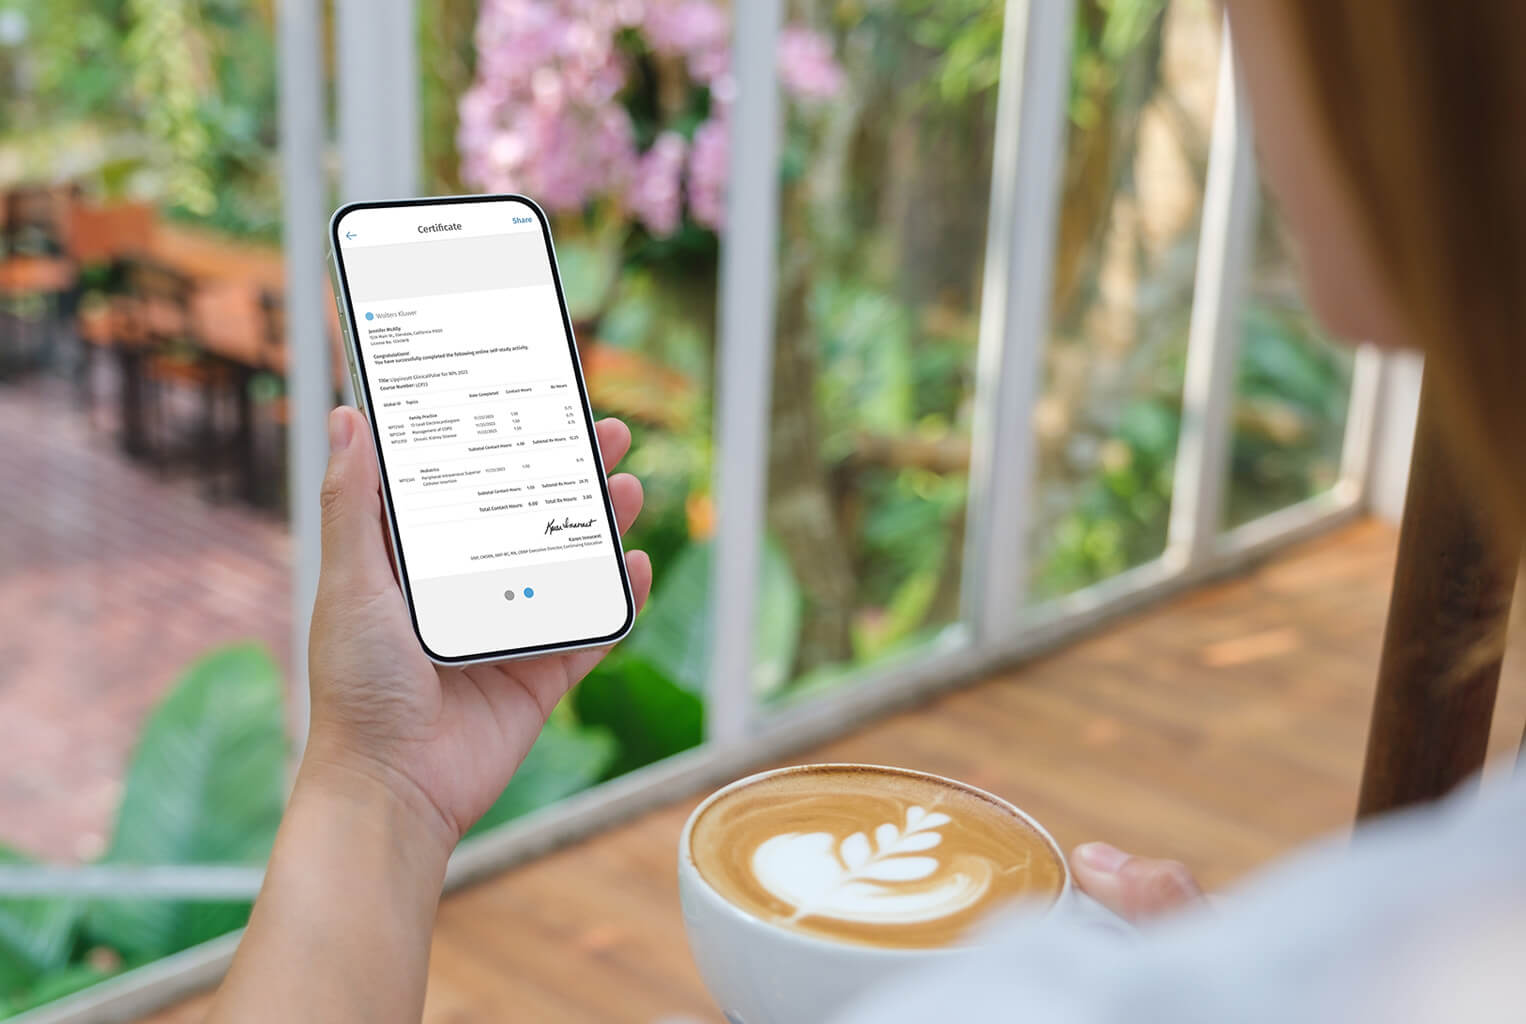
[687,764,1064,949]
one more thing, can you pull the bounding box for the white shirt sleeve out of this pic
[831,770,1526,1024]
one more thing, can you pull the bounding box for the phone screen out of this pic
[331,196,633,662]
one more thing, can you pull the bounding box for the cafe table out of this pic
[143,224,345,504]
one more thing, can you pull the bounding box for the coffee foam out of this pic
[688,765,1064,949]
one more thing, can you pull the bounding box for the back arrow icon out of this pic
[346,231,357,240]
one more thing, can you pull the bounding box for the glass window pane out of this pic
[760,5,1004,698]
[2,0,288,1005]
[1029,0,1221,599]
[1224,186,1354,528]
[452,4,725,796]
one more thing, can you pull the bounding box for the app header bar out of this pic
[335,197,542,249]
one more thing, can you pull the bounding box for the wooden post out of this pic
[1357,372,1517,818]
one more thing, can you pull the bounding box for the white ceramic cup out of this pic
[678,763,1122,1024]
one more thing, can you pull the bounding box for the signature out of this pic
[545,516,598,536]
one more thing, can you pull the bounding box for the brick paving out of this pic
[0,377,292,862]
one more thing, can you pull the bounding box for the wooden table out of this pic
[124,225,344,504]
[149,224,285,290]
[151,224,344,372]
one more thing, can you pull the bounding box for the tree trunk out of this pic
[1050,3,1166,330]
[767,182,857,672]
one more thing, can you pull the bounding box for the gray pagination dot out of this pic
[503,589,515,601]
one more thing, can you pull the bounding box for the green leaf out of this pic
[3,964,117,1019]
[86,644,287,962]
[623,540,802,697]
[1115,400,1181,464]
[572,656,703,777]
[814,282,917,453]
[553,236,621,323]
[0,848,80,1001]
[466,720,617,840]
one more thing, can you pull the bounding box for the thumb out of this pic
[318,406,393,596]
[1070,842,1205,923]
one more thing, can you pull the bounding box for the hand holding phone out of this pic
[305,403,651,844]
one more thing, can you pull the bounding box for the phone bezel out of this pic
[329,193,636,665]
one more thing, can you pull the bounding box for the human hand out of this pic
[302,405,652,851]
[1070,842,1206,923]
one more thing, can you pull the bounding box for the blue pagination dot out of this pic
[365,312,374,321]
[523,587,535,599]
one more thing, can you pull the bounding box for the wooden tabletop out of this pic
[150,224,285,293]
[146,224,344,377]
[137,521,1526,1023]
[0,255,77,294]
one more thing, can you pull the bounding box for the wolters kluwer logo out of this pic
[545,516,598,536]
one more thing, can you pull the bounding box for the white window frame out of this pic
[3,4,1391,1021]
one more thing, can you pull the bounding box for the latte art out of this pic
[688,765,1064,949]
[754,806,999,926]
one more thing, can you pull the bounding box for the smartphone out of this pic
[329,194,635,664]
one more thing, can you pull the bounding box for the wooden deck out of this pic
[143,520,1526,1023]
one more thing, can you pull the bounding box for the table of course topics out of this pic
[352,286,617,583]
[380,380,601,529]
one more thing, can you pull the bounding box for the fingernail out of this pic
[1076,842,1130,873]
[328,408,353,453]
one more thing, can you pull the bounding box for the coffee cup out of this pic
[677,763,1122,1024]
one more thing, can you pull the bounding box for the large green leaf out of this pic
[2,964,116,1020]
[572,655,703,777]
[465,719,616,840]
[86,644,287,962]
[623,540,803,698]
[0,847,80,1001]
[1239,305,1344,414]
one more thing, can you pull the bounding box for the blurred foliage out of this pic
[1226,302,1351,526]
[465,716,616,838]
[1070,0,1168,129]
[622,540,803,698]
[1034,392,1181,596]
[420,0,479,195]
[843,0,1168,122]
[0,644,283,1018]
[86,644,286,962]
[0,850,80,1005]
[0,0,134,129]
[0,0,280,239]
[1032,300,1352,596]
[575,656,703,778]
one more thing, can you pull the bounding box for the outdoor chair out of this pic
[0,185,80,377]
[64,200,157,422]
[118,256,243,496]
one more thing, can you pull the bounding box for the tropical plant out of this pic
[0,526,806,1013]
[0,644,285,1018]
[465,715,616,838]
